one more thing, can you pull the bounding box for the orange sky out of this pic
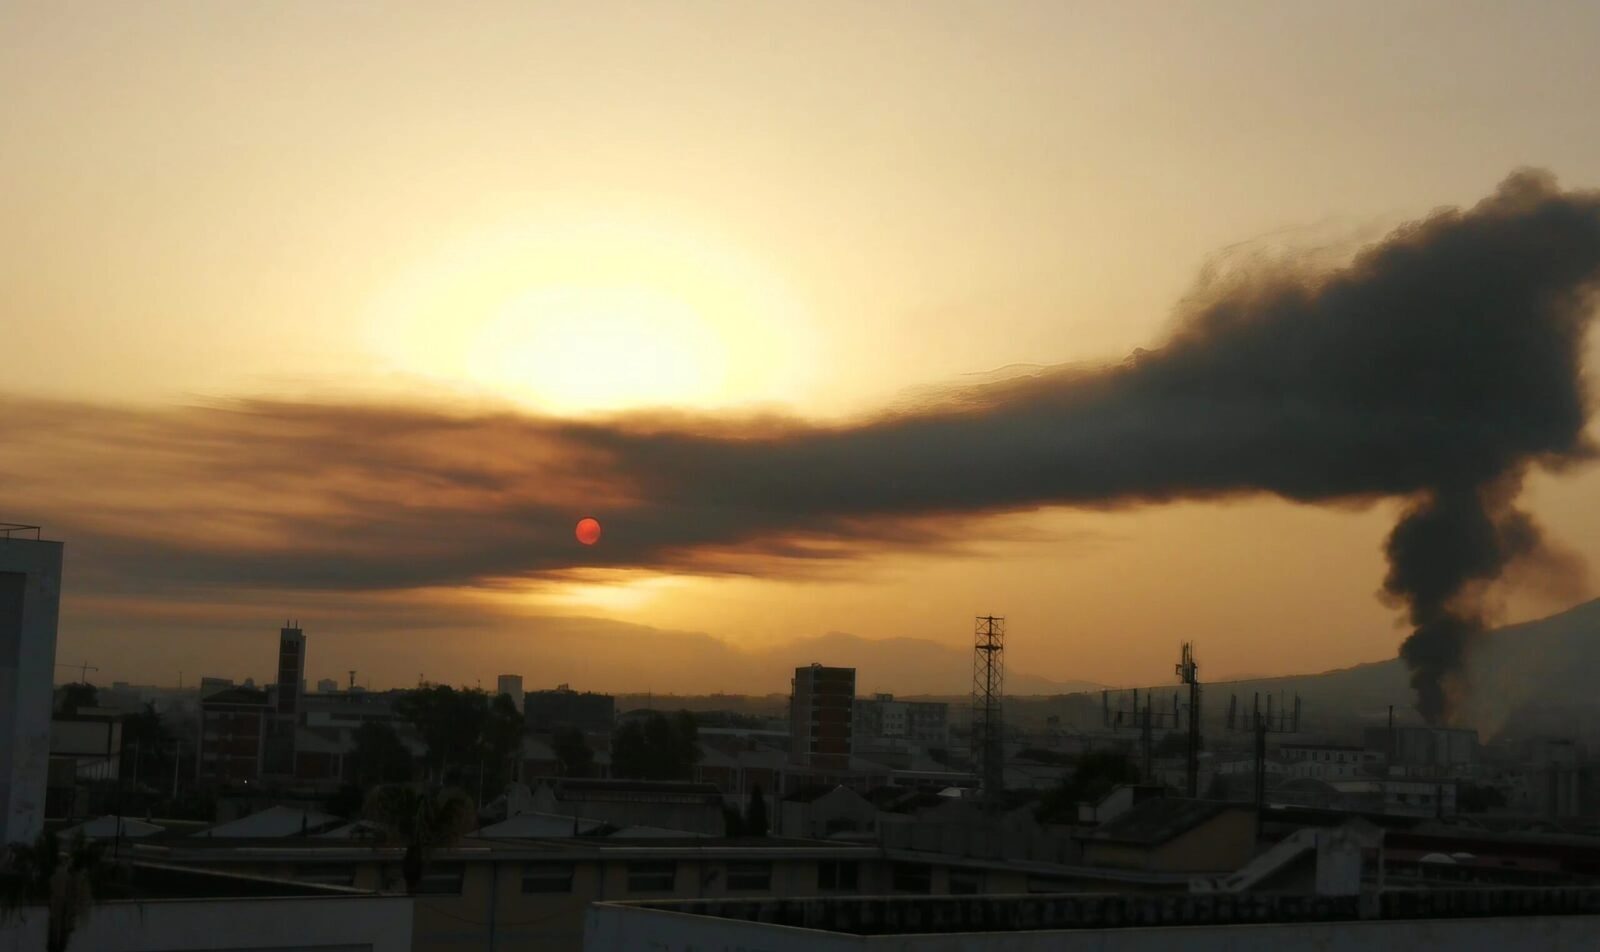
[4,1,1600,694]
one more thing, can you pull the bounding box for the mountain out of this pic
[1047,598,1600,737]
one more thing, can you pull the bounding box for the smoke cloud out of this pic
[5,170,1599,722]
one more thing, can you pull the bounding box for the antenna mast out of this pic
[972,615,1006,807]
[1176,643,1201,798]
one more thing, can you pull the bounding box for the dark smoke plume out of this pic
[5,170,1600,723]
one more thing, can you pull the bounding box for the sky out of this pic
[5,1,1600,697]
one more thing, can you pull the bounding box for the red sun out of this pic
[575,517,602,546]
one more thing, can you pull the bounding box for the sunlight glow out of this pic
[367,216,818,415]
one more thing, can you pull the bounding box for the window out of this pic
[892,863,931,894]
[726,861,772,891]
[1027,875,1075,894]
[521,862,574,893]
[627,861,677,893]
[949,870,981,895]
[292,864,354,887]
[416,864,464,895]
[818,860,859,891]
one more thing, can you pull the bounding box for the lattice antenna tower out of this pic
[972,615,1006,805]
[1175,643,1202,798]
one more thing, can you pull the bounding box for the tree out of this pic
[743,786,769,838]
[480,694,526,789]
[552,727,594,778]
[1459,783,1507,813]
[120,703,172,784]
[1036,750,1142,824]
[351,721,414,787]
[361,785,475,894]
[54,684,98,718]
[0,830,114,952]
[610,711,701,780]
[394,686,487,778]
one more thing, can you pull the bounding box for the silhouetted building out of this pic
[498,674,525,712]
[199,677,235,699]
[0,529,63,846]
[790,665,855,770]
[525,685,615,734]
[316,678,338,694]
[198,687,271,784]
[263,624,305,775]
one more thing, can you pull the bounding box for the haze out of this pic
[5,1,1600,695]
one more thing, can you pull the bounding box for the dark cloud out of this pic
[7,169,1599,722]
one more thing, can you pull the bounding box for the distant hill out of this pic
[1037,598,1600,738]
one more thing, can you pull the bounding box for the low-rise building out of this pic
[586,889,1600,951]
[1076,798,1258,873]
[0,861,410,952]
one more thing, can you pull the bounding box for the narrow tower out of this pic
[971,615,1005,805]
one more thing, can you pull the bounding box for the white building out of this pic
[0,530,63,847]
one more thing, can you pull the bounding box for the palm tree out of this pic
[361,785,475,894]
[0,830,114,952]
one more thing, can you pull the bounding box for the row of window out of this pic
[399,860,870,896]
[296,858,953,897]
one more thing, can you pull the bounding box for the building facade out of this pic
[197,687,271,784]
[790,665,856,770]
[0,531,63,846]
[498,674,525,712]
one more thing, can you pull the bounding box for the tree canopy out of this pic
[610,711,701,780]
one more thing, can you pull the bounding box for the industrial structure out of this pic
[971,615,1005,803]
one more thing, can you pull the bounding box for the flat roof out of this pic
[599,888,1600,936]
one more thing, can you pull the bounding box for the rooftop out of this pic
[598,888,1600,936]
[1080,798,1245,846]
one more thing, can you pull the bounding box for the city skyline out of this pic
[6,2,1600,708]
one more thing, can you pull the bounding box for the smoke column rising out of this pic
[5,171,1600,723]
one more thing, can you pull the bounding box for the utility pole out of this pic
[1227,691,1301,832]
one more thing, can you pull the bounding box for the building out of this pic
[779,784,880,838]
[1365,725,1478,770]
[47,712,123,817]
[526,685,615,734]
[854,694,950,748]
[526,778,727,835]
[585,890,1600,951]
[0,861,410,952]
[498,674,525,712]
[197,686,271,785]
[1280,743,1382,780]
[791,665,856,770]
[315,677,338,693]
[198,677,234,698]
[263,624,305,776]
[1076,798,1259,873]
[0,527,63,847]
[124,826,1199,952]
